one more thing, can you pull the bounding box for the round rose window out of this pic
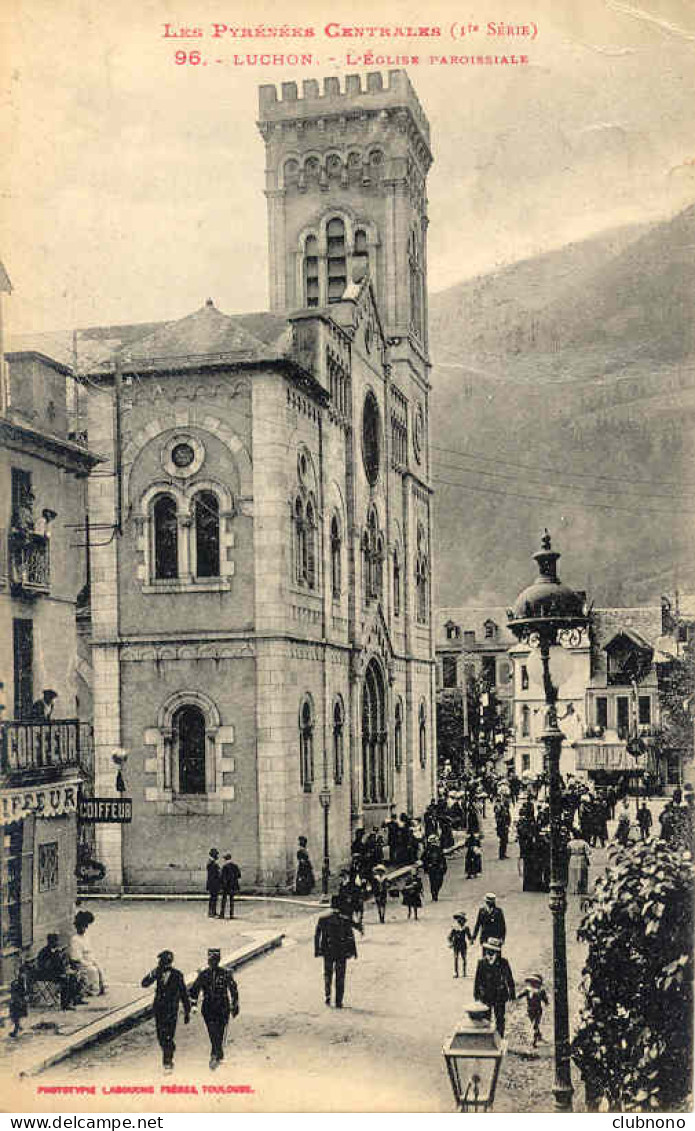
[171,442,195,469]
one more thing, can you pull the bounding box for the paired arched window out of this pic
[362,659,388,804]
[293,496,317,590]
[363,507,384,606]
[151,489,222,582]
[333,697,344,785]
[173,704,207,795]
[304,234,319,308]
[299,216,377,307]
[153,494,178,579]
[409,229,425,341]
[299,697,315,791]
[394,699,403,773]
[419,702,427,769]
[330,514,342,599]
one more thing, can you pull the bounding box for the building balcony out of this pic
[0,719,93,784]
[9,531,50,597]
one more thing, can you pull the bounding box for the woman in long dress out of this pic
[294,836,315,896]
[69,910,106,996]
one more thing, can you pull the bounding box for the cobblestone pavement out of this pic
[6,800,665,1113]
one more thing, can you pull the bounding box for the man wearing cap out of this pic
[189,949,239,1070]
[206,849,221,918]
[473,938,516,1036]
[314,895,358,1007]
[142,950,190,1071]
[471,893,507,947]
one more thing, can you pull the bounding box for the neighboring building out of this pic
[435,607,514,771]
[81,71,436,893]
[0,301,100,984]
[436,595,693,791]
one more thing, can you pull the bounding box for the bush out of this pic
[572,837,694,1111]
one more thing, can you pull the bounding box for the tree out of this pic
[436,690,466,778]
[655,644,695,774]
[572,836,694,1111]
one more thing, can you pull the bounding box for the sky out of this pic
[2,0,694,336]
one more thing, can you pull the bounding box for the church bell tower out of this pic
[257,70,433,379]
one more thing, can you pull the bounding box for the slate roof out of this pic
[435,606,517,648]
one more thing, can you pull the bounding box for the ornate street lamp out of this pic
[319,786,331,898]
[507,531,588,1112]
[442,999,506,1112]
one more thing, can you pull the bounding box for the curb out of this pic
[20,931,285,1078]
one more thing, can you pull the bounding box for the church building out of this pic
[85,70,436,891]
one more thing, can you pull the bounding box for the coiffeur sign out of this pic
[78,797,132,823]
[0,780,79,821]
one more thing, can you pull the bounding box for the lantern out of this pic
[442,1000,506,1112]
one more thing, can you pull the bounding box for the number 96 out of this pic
[175,50,202,64]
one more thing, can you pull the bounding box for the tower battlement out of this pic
[258,70,430,149]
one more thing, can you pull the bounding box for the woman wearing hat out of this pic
[517,973,548,1047]
[473,937,516,1036]
[371,864,390,924]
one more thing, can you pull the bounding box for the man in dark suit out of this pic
[219,854,241,920]
[471,893,507,947]
[189,948,239,1070]
[141,950,190,1071]
[314,895,358,1008]
[206,849,221,918]
[473,937,516,1036]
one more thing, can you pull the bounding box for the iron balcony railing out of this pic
[0,719,93,781]
[9,531,50,596]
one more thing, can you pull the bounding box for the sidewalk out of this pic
[3,898,316,1078]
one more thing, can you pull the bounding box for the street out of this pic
[7,801,652,1114]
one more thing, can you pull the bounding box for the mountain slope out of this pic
[429,205,695,609]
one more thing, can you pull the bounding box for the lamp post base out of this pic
[553,1081,574,1112]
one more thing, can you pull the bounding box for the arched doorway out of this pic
[362,659,388,805]
[173,704,206,794]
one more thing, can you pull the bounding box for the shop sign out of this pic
[0,781,79,822]
[78,796,133,823]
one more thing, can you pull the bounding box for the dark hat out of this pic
[158,950,174,964]
[47,933,60,945]
[208,947,221,958]
[453,913,467,924]
[209,848,219,858]
[223,853,231,860]
[43,689,58,700]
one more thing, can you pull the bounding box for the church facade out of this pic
[86,70,436,892]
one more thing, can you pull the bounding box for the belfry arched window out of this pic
[326,218,347,302]
[193,490,220,578]
[173,704,207,795]
[330,514,342,599]
[393,549,401,618]
[153,494,178,580]
[305,499,317,590]
[294,497,306,585]
[409,229,425,341]
[362,659,388,804]
[363,506,383,605]
[299,697,315,791]
[304,234,319,308]
[415,523,429,625]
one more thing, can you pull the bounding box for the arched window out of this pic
[304,234,319,307]
[409,229,424,340]
[294,497,305,585]
[394,699,403,772]
[362,659,388,804]
[419,702,427,769]
[333,697,344,785]
[194,490,220,578]
[363,506,383,606]
[521,705,531,738]
[305,499,317,590]
[415,526,429,625]
[393,549,401,618]
[299,698,315,791]
[330,515,341,599]
[153,494,178,580]
[173,704,206,794]
[326,218,347,303]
